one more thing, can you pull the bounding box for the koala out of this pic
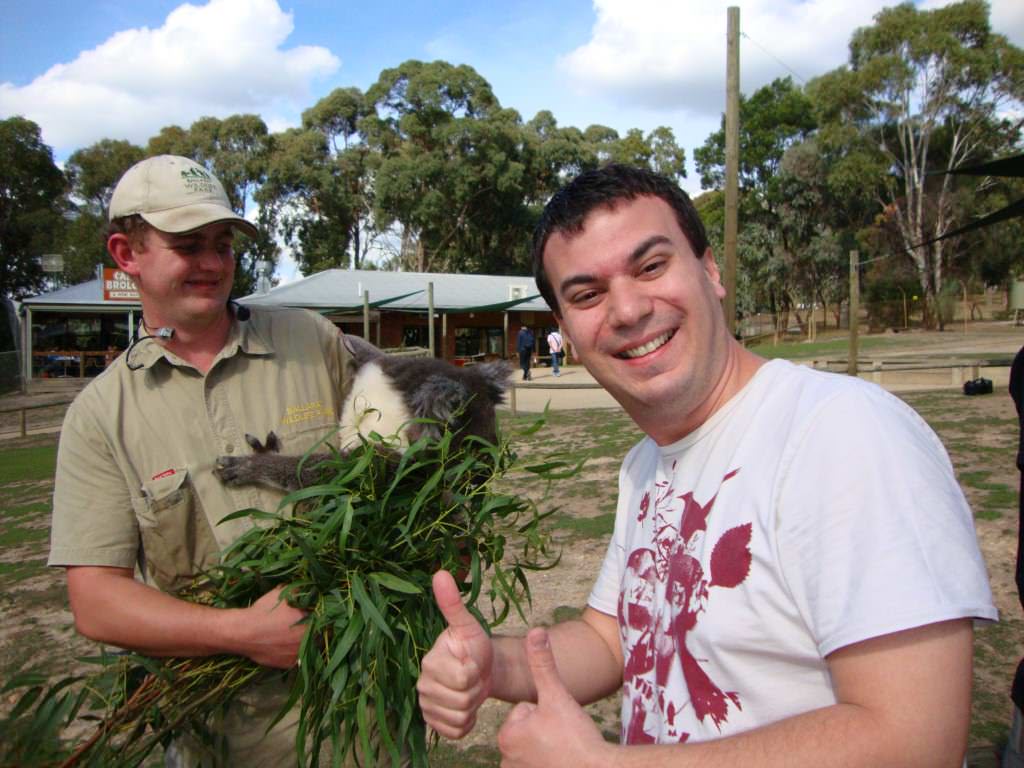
[215,334,513,492]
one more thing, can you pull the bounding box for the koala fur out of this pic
[215,334,513,492]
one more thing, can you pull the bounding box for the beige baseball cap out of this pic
[109,154,258,238]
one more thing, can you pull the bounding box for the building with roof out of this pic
[16,268,558,382]
[239,268,555,361]
[18,270,141,380]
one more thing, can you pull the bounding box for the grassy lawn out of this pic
[0,386,1020,765]
[748,332,902,360]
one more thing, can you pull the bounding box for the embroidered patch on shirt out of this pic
[281,400,333,426]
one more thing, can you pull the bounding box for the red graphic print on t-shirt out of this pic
[617,467,750,744]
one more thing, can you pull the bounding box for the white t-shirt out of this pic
[588,359,997,745]
[547,331,563,354]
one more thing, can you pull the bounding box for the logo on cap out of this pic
[180,167,215,195]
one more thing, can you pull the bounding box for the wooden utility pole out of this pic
[427,282,435,357]
[848,250,859,377]
[724,6,740,336]
[503,312,509,360]
[362,290,370,339]
[962,283,968,334]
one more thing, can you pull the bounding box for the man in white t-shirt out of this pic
[546,329,564,376]
[416,164,996,767]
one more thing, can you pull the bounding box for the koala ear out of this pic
[410,375,470,426]
[473,362,514,404]
[343,334,385,367]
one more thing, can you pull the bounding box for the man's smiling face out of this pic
[132,222,236,330]
[544,195,731,441]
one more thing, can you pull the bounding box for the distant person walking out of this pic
[516,326,534,381]
[547,328,564,376]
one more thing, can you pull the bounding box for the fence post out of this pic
[848,250,859,377]
[20,407,27,437]
[509,384,518,417]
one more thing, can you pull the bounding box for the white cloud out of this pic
[558,0,1023,118]
[0,0,340,155]
[980,0,1023,44]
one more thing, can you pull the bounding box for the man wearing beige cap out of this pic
[48,155,352,766]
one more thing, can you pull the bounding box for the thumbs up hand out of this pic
[417,570,494,739]
[497,628,612,767]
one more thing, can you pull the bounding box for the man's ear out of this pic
[108,233,141,277]
[702,248,726,300]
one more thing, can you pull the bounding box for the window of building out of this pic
[455,327,503,357]
[31,312,132,377]
[403,325,428,348]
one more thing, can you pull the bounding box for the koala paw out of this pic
[214,455,255,486]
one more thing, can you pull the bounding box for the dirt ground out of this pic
[1,320,1022,763]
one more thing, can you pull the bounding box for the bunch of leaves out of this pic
[1,418,572,767]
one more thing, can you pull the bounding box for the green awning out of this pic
[315,291,547,315]
[436,294,544,314]
[315,289,425,314]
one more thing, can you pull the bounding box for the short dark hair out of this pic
[531,163,709,315]
[107,214,151,251]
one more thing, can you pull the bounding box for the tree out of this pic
[258,87,380,274]
[0,117,66,299]
[61,139,145,285]
[365,60,531,273]
[522,111,595,201]
[609,127,688,182]
[695,77,817,322]
[809,0,1024,328]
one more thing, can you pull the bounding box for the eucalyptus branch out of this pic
[3,420,568,768]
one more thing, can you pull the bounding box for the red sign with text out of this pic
[103,268,140,301]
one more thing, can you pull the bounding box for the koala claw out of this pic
[214,455,251,486]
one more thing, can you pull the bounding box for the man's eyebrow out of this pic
[628,235,672,264]
[557,234,673,297]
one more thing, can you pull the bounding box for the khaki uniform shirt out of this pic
[49,305,352,592]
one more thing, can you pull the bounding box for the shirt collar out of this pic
[128,313,273,372]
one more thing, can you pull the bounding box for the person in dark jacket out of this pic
[517,326,535,381]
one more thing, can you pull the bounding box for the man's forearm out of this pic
[588,620,973,768]
[603,699,963,768]
[490,610,622,706]
[66,566,304,666]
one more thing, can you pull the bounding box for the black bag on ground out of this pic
[963,377,993,396]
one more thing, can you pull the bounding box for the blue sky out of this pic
[8,0,1021,180]
[2,0,1021,277]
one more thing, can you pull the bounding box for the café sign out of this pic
[103,268,140,302]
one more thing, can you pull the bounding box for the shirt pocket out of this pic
[132,468,220,594]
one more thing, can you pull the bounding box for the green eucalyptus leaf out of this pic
[369,572,422,594]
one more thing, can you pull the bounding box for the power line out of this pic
[740,32,807,84]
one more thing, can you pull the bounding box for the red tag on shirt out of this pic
[151,468,176,481]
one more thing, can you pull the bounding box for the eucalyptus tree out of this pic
[809,0,1024,327]
[364,60,531,274]
[774,140,850,328]
[257,87,379,274]
[695,76,817,321]
[60,139,145,284]
[0,117,66,299]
